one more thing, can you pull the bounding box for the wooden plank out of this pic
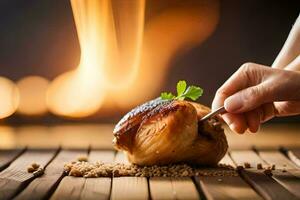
[231,150,299,200]
[195,153,262,200]
[111,177,148,200]
[111,151,148,200]
[49,149,89,200]
[0,148,25,171]
[149,152,201,200]
[258,150,299,170]
[88,149,115,163]
[149,177,174,200]
[80,178,112,200]
[171,177,199,200]
[197,175,262,200]
[0,148,57,200]
[15,149,88,200]
[50,177,86,200]
[79,150,115,200]
[149,177,199,200]
[256,150,300,198]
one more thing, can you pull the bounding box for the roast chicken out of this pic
[113,98,228,166]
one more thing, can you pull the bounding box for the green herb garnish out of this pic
[160,80,203,101]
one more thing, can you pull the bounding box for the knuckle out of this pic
[240,62,253,72]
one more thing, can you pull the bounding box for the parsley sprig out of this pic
[160,80,203,101]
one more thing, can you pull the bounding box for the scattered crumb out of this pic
[257,163,263,170]
[27,162,44,176]
[271,164,276,170]
[31,162,40,169]
[77,155,88,162]
[244,162,251,168]
[217,178,222,182]
[27,166,35,173]
[63,161,238,178]
[264,169,272,176]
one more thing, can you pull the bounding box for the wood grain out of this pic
[196,153,262,200]
[79,150,115,200]
[88,149,115,163]
[286,148,300,167]
[111,151,148,200]
[231,150,299,200]
[256,149,300,198]
[149,177,199,200]
[0,148,57,200]
[80,178,112,200]
[50,176,86,200]
[15,149,88,200]
[197,175,262,200]
[0,148,25,171]
[149,177,174,200]
[111,177,148,200]
[49,149,89,200]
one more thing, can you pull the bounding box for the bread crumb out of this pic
[77,155,88,162]
[271,164,275,170]
[257,163,263,169]
[27,162,44,176]
[236,165,244,171]
[244,162,251,168]
[63,161,238,178]
[31,162,40,169]
[264,169,272,176]
[27,166,35,173]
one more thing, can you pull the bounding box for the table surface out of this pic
[0,123,299,200]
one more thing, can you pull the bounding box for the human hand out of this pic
[212,63,300,133]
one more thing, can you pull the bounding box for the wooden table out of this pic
[0,123,299,200]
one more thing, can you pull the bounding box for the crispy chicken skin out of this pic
[113,98,228,166]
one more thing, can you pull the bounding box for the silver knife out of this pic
[200,106,226,122]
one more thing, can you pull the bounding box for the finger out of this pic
[245,108,262,133]
[272,16,300,69]
[261,103,276,123]
[222,113,248,134]
[285,55,300,71]
[212,62,265,110]
[274,101,300,117]
[224,83,273,113]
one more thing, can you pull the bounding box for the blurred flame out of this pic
[47,0,145,117]
[0,77,19,119]
[46,0,219,118]
[17,76,49,116]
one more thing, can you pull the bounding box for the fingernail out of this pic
[224,95,243,112]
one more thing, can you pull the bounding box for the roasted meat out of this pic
[113,98,228,166]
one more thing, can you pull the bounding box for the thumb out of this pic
[224,83,273,113]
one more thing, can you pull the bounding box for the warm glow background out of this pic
[0,0,220,120]
[0,0,299,123]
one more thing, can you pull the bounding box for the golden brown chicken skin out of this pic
[113,98,228,166]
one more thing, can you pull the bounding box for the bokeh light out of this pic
[0,77,19,119]
[16,76,49,116]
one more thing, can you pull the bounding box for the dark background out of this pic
[0,0,299,122]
